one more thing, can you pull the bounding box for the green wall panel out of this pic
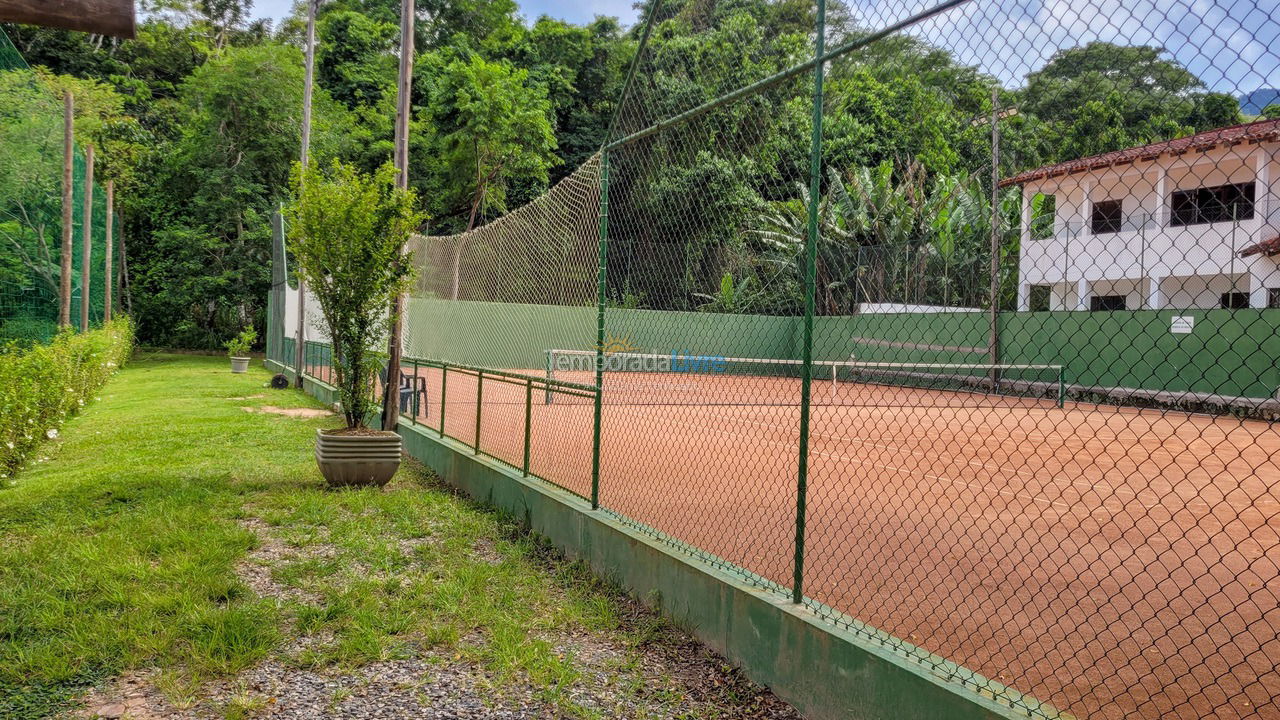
[1001,309,1280,399]
[405,298,596,369]
[607,306,798,360]
[813,312,990,364]
[401,299,1280,400]
[405,298,798,368]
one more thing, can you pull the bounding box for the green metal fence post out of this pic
[590,151,610,511]
[523,378,533,476]
[475,370,484,454]
[411,359,419,421]
[1058,366,1066,409]
[545,350,554,405]
[793,0,826,606]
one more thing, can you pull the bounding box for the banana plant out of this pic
[694,272,766,313]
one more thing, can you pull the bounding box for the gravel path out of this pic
[69,511,804,720]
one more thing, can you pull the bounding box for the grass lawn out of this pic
[0,353,798,719]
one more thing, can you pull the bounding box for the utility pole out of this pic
[382,0,414,431]
[294,0,317,387]
[104,179,113,322]
[60,92,73,328]
[81,143,94,331]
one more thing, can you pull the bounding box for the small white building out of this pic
[1004,119,1280,311]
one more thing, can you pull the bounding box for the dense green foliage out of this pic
[0,318,132,477]
[286,162,420,428]
[0,0,1247,340]
[0,64,139,342]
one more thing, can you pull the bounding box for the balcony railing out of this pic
[1028,205,1280,242]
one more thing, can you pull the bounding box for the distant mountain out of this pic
[1239,88,1280,115]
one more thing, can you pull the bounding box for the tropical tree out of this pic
[317,9,397,110]
[1020,41,1237,161]
[416,54,556,298]
[0,70,63,299]
[131,43,355,346]
[0,69,133,301]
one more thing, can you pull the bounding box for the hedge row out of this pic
[0,319,134,478]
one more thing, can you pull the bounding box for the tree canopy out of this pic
[0,1,1251,343]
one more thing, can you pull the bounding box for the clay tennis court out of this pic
[360,360,1280,719]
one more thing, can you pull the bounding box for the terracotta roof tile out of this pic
[1000,118,1280,188]
[1239,235,1280,258]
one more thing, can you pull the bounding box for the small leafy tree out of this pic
[224,325,256,357]
[285,161,422,429]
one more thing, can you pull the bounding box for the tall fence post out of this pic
[104,179,113,322]
[794,0,826,605]
[60,91,73,329]
[988,88,1001,387]
[474,370,484,454]
[81,143,94,331]
[590,152,610,511]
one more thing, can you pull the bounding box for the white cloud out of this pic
[844,0,1280,92]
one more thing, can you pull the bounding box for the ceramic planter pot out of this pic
[315,428,401,488]
[230,356,250,373]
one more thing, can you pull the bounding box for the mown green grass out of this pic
[0,353,673,718]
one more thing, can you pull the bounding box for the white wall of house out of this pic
[1017,143,1280,311]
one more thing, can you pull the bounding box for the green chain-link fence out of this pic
[0,27,114,344]
[278,0,1280,716]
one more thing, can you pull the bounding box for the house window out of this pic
[1269,288,1280,309]
[1029,285,1051,312]
[1030,194,1055,240]
[1170,182,1255,226]
[1090,295,1127,311]
[1091,199,1124,234]
[1221,291,1250,309]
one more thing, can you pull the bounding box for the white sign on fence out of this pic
[1171,316,1194,334]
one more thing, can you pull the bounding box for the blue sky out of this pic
[247,0,641,26]
[886,0,1280,93]
[245,0,1278,93]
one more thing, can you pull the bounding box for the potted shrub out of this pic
[225,326,256,373]
[285,161,421,489]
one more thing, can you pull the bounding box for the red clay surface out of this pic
[342,362,1280,719]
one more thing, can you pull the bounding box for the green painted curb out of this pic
[397,421,1069,720]
[272,356,1069,720]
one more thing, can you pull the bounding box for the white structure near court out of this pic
[1004,119,1280,312]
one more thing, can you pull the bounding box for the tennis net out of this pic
[544,349,1065,408]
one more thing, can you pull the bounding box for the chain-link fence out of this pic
[0,27,114,344]
[280,0,1280,716]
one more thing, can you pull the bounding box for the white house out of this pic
[1004,119,1280,312]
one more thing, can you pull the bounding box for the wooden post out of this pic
[300,0,316,168]
[60,92,73,328]
[392,0,412,192]
[104,179,113,322]
[81,143,94,331]
[293,0,317,387]
[382,0,413,431]
[0,0,136,38]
